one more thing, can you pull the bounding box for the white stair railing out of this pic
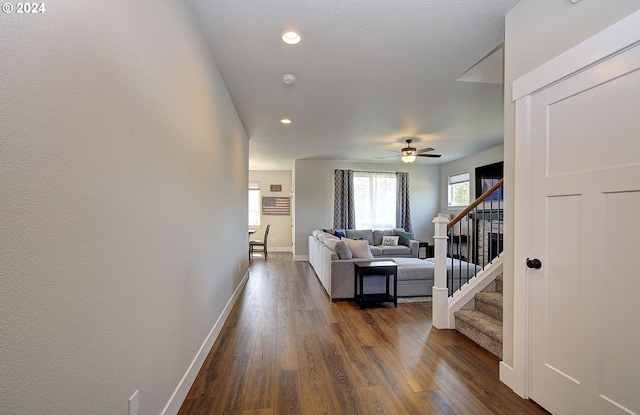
[432,179,504,329]
[432,215,450,329]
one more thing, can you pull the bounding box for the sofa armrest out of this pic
[408,240,419,257]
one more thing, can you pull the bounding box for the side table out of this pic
[418,241,434,259]
[354,261,398,308]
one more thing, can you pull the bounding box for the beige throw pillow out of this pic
[381,235,399,246]
[343,238,373,259]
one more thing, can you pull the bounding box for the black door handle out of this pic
[526,258,542,269]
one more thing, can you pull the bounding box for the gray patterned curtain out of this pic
[333,169,355,229]
[396,172,412,232]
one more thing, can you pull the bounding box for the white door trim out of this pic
[508,8,640,400]
[513,10,640,101]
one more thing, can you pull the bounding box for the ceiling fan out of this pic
[377,139,441,163]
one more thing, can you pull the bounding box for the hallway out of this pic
[178,253,548,414]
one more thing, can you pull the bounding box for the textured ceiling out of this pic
[186,0,520,169]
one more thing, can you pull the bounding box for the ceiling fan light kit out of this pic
[395,139,442,162]
[401,142,417,163]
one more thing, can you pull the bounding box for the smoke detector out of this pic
[283,74,296,85]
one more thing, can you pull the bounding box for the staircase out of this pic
[432,178,504,352]
[453,274,503,358]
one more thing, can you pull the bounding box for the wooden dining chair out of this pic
[249,224,270,259]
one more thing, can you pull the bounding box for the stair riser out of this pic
[476,300,502,321]
[455,318,503,359]
[453,275,504,359]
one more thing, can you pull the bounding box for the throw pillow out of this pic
[324,238,352,259]
[343,238,373,259]
[334,240,352,259]
[393,230,413,246]
[335,230,346,239]
[381,235,399,246]
[373,229,395,245]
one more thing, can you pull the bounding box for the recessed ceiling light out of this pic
[280,119,292,124]
[282,74,296,85]
[281,31,301,45]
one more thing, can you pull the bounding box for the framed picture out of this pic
[262,196,290,215]
[475,161,503,201]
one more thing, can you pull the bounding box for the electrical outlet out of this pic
[272,237,276,242]
[238,264,241,274]
[129,390,139,415]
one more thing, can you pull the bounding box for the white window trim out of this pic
[353,171,397,230]
[248,181,261,227]
[448,172,470,209]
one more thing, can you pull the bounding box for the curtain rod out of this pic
[351,170,405,174]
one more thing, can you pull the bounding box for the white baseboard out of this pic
[499,361,527,399]
[268,247,292,252]
[293,255,309,262]
[161,270,250,415]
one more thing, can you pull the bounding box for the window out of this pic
[354,172,396,229]
[448,172,470,207]
[248,181,260,227]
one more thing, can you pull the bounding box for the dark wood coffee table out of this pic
[354,261,398,308]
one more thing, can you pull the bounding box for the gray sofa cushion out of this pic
[393,258,435,281]
[380,245,412,257]
[373,229,396,246]
[324,238,352,259]
[345,229,374,245]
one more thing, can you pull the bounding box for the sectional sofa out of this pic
[308,228,433,300]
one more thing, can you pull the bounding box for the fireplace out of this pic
[488,232,503,262]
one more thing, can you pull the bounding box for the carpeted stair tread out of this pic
[495,273,503,293]
[454,309,503,358]
[474,292,503,321]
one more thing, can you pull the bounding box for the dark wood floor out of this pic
[178,252,549,415]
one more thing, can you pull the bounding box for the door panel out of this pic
[545,195,582,380]
[526,43,640,415]
[547,67,640,177]
[601,191,640,411]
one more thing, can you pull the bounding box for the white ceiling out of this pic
[186,0,520,170]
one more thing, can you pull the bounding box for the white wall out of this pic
[438,145,504,214]
[502,0,640,387]
[293,160,439,257]
[248,170,293,251]
[0,1,249,414]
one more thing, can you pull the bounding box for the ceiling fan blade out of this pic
[376,142,440,160]
[416,147,435,153]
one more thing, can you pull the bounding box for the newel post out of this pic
[432,215,450,329]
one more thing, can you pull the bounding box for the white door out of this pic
[522,38,640,414]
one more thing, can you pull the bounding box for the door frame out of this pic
[504,9,640,399]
